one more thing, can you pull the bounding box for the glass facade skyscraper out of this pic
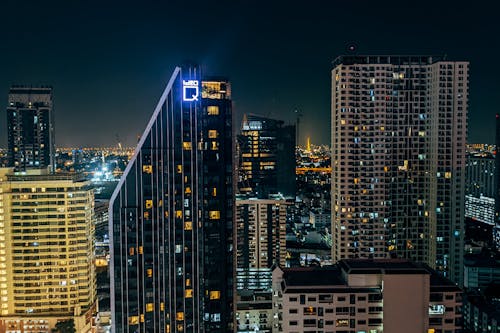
[110,67,234,332]
[237,114,295,198]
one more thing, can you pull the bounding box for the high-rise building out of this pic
[235,194,287,290]
[238,114,295,198]
[6,86,55,172]
[331,55,468,284]
[495,114,500,248]
[0,168,96,333]
[234,194,287,333]
[109,67,234,333]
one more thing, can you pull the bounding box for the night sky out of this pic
[0,0,498,147]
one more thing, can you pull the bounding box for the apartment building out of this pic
[273,259,462,333]
[0,168,96,333]
[331,55,468,284]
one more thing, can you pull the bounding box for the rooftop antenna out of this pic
[294,109,303,146]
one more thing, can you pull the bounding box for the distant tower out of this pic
[306,136,311,152]
[238,114,296,197]
[6,86,55,172]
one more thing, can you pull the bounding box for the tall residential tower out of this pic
[331,55,468,284]
[110,67,234,333]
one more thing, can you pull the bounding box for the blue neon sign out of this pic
[183,80,199,102]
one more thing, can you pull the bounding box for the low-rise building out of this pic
[464,253,500,289]
[272,259,462,333]
[463,285,500,333]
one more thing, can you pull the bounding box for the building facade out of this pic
[273,259,462,333]
[0,168,96,333]
[234,195,287,333]
[200,77,234,332]
[109,67,233,333]
[465,154,496,225]
[6,86,55,172]
[495,115,500,248]
[331,55,468,284]
[238,114,295,198]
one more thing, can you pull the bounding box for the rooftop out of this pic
[282,266,345,287]
[279,259,460,292]
[332,54,448,67]
[339,258,430,275]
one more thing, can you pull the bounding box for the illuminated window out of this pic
[445,172,452,179]
[211,187,217,197]
[176,312,184,321]
[208,130,218,138]
[340,119,346,125]
[183,142,192,150]
[211,141,218,150]
[184,221,192,230]
[186,278,191,287]
[210,290,221,300]
[185,289,193,298]
[140,314,144,323]
[143,165,153,174]
[176,210,182,218]
[147,269,153,277]
[336,319,349,327]
[209,211,220,219]
[128,316,139,325]
[146,303,154,312]
[160,302,165,311]
[129,247,135,256]
[185,187,191,194]
[177,324,183,331]
[138,246,143,254]
[303,307,317,315]
[145,200,153,209]
[144,211,149,219]
[177,165,182,173]
[207,106,219,115]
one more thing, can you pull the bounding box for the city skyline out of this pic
[1,0,499,147]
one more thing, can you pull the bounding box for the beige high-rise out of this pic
[0,168,96,333]
[331,55,468,285]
